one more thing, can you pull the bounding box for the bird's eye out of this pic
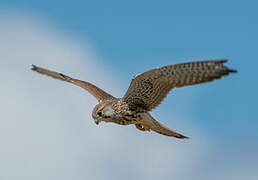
[97,111,102,116]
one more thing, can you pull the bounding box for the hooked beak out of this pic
[94,119,100,125]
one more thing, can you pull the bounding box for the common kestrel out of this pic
[32,60,236,139]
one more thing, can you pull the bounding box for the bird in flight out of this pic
[32,60,236,139]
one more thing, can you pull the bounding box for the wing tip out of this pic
[31,64,38,71]
[175,134,190,139]
[228,68,237,73]
[219,59,238,74]
[219,59,228,63]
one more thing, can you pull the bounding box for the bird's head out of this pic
[92,101,115,125]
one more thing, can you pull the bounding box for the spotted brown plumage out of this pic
[31,60,236,139]
[123,60,236,112]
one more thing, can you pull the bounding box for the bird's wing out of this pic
[31,65,115,102]
[123,60,236,111]
[141,113,189,139]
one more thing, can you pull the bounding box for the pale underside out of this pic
[31,59,236,139]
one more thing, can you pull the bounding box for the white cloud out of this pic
[0,12,256,180]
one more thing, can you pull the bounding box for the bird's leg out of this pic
[143,125,150,131]
[135,124,145,131]
[135,124,151,131]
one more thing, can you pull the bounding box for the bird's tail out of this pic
[140,113,189,139]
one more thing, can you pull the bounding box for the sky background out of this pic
[0,0,257,180]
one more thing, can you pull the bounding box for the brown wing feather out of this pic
[31,65,115,102]
[123,60,236,111]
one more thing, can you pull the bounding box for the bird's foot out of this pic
[135,124,151,131]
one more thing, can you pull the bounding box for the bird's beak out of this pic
[94,119,100,125]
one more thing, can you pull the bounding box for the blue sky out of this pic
[0,0,257,179]
[4,0,254,137]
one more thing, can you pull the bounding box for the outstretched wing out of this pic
[31,65,115,102]
[123,60,236,111]
[141,113,189,139]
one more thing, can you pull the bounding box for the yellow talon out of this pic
[135,124,151,131]
[144,126,150,131]
[135,124,145,131]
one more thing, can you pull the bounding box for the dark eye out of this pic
[97,111,102,116]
